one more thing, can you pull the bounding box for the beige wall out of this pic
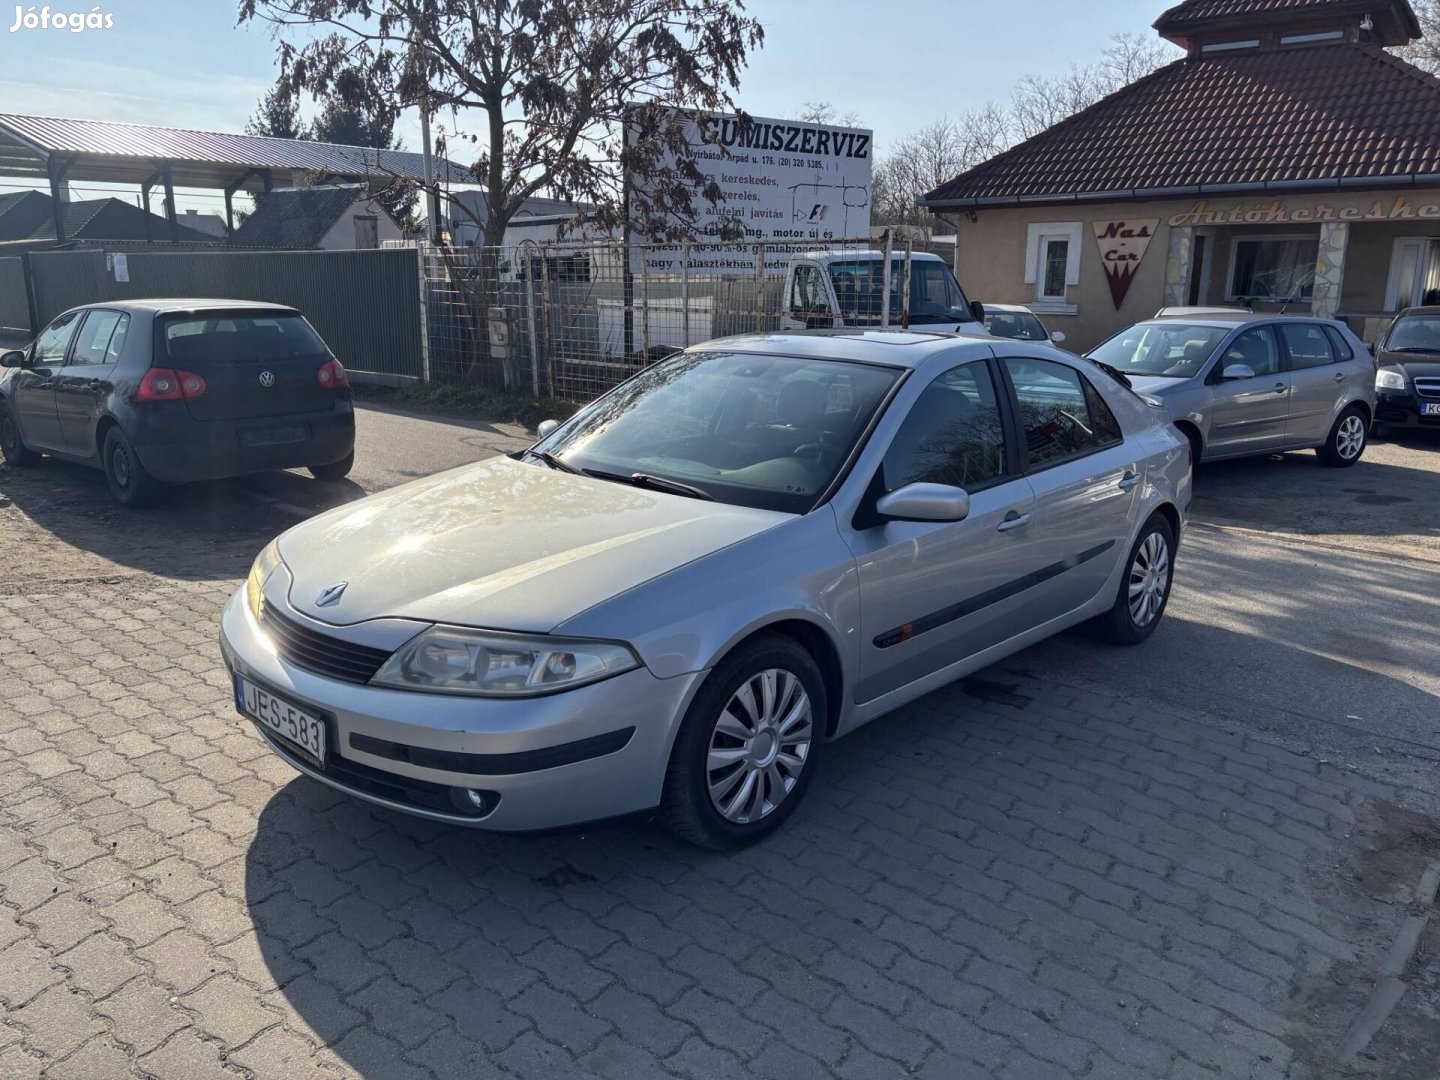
[317,199,404,251]
[951,187,1440,353]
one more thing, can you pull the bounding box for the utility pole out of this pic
[421,103,441,242]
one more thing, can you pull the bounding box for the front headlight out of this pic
[371,626,641,696]
[1376,369,1407,391]
[245,540,283,619]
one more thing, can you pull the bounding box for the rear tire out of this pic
[659,633,825,851]
[1092,514,1176,646]
[1317,406,1367,468]
[103,427,163,507]
[0,400,40,467]
[308,451,354,481]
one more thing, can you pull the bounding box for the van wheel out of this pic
[308,451,354,481]
[0,401,40,466]
[1092,515,1176,646]
[659,633,825,851]
[103,427,163,507]
[1318,407,1367,467]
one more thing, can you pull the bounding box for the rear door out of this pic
[1278,322,1345,445]
[1000,354,1137,619]
[8,311,80,451]
[1205,325,1291,456]
[156,311,334,428]
[55,308,129,457]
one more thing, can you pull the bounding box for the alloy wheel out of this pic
[1128,532,1170,628]
[707,668,813,824]
[1336,415,1365,460]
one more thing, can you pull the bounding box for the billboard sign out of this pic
[629,109,873,273]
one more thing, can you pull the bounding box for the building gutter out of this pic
[920,172,1440,211]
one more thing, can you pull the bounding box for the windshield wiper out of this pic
[583,468,715,501]
[525,449,580,474]
[1087,359,1134,389]
[1386,346,1440,354]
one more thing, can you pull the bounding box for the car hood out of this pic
[277,455,789,631]
[1377,350,1440,378]
[1125,375,1191,397]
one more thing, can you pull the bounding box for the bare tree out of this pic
[1392,0,1440,73]
[1008,32,1179,140]
[797,100,862,127]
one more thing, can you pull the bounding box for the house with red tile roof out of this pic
[924,0,1440,350]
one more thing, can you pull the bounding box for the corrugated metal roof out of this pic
[0,113,473,189]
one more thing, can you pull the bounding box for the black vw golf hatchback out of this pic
[0,300,355,506]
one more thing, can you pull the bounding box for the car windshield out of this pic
[537,351,902,514]
[1383,314,1440,353]
[1087,321,1231,378]
[827,260,975,326]
[985,310,1047,340]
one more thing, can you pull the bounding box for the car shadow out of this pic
[241,607,1440,1079]
[0,456,361,581]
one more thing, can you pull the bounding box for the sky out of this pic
[0,0,1166,214]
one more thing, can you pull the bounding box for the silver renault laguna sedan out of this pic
[221,331,1190,849]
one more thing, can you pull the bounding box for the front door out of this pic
[1205,325,1291,456]
[8,311,81,452]
[1276,321,1343,445]
[846,357,1044,703]
[55,308,129,457]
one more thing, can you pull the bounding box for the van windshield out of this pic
[827,260,976,326]
[1088,321,1230,378]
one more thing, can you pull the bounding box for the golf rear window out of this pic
[160,314,328,364]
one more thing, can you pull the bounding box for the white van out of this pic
[780,250,988,334]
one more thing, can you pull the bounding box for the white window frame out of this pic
[1385,236,1440,311]
[1226,232,1320,302]
[1024,221,1082,314]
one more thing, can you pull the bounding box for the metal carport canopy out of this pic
[0,112,474,191]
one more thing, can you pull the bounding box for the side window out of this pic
[1322,325,1354,362]
[1280,323,1335,370]
[104,314,131,363]
[1005,357,1121,468]
[1220,327,1280,377]
[882,360,1008,493]
[33,311,80,365]
[789,265,827,314]
[70,310,126,366]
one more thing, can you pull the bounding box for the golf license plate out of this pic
[236,675,326,764]
[1421,403,1440,416]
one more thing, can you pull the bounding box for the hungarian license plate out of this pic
[1421,403,1440,417]
[236,675,326,764]
[241,424,309,447]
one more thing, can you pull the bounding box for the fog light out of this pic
[448,787,499,816]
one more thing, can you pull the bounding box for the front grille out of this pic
[259,600,391,684]
[1414,378,1440,400]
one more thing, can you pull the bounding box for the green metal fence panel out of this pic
[0,257,32,334]
[28,248,422,379]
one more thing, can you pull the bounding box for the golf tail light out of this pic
[371,628,639,696]
[318,359,350,389]
[138,368,206,402]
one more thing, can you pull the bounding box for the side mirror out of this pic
[969,300,987,325]
[0,350,26,368]
[535,419,560,439]
[875,483,970,523]
[1219,363,1256,381]
[1049,331,1067,344]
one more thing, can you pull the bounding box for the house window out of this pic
[1039,238,1070,301]
[1228,236,1319,302]
[1024,221,1082,311]
[1201,39,1260,52]
[1280,31,1343,44]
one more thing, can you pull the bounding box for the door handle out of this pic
[87,380,105,390]
[1273,383,1288,394]
[1118,471,1140,491]
[1332,372,1346,383]
[997,512,1031,533]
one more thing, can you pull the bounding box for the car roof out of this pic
[1396,305,1440,317]
[689,329,1003,370]
[65,298,299,316]
[982,303,1038,314]
[1133,313,1340,329]
[798,250,946,264]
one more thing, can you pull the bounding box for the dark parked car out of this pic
[0,300,355,505]
[1373,305,1440,436]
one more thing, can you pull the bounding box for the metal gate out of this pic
[0,257,31,334]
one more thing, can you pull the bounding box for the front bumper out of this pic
[219,586,704,830]
[1375,388,1440,430]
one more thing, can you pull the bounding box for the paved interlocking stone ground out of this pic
[1,567,1437,1080]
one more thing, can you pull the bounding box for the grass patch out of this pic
[352,382,584,432]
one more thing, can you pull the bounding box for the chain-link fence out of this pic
[418,233,949,402]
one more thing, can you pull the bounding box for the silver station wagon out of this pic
[1086,313,1376,467]
[221,331,1191,849]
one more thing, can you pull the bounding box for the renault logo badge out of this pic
[258,370,276,388]
[316,582,348,607]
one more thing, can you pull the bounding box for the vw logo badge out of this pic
[258,370,276,388]
[316,581,348,607]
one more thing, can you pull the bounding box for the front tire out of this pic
[308,451,354,481]
[1317,406,1367,468]
[659,634,825,851]
[0,400,40,467]
[1092,514,1176,646]
[103,427,163,507]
